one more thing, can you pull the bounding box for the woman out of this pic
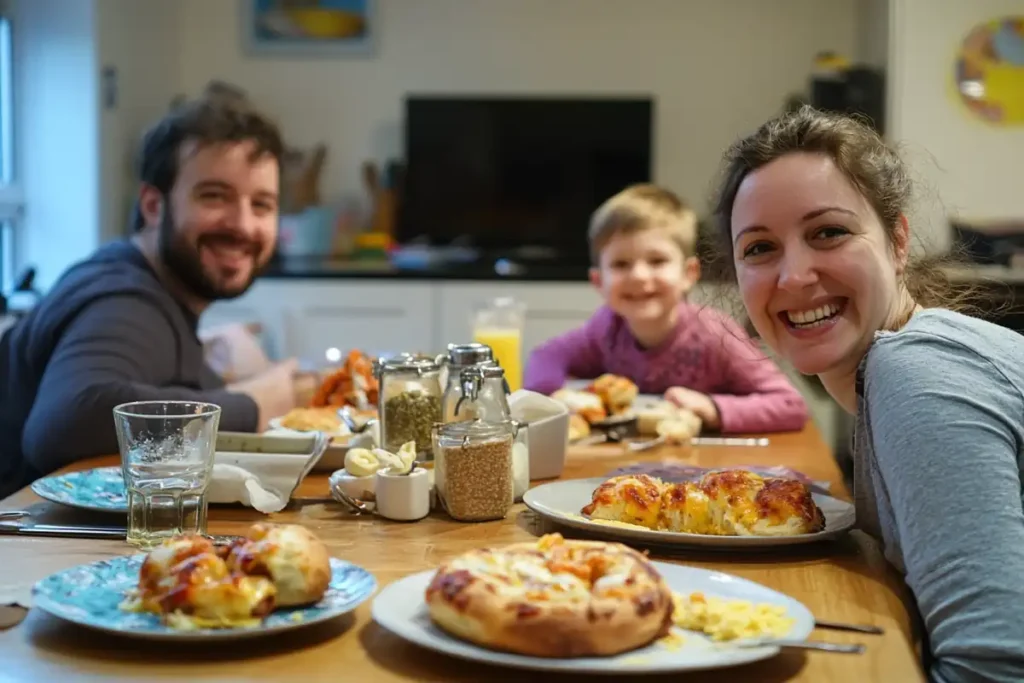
[713,106,1024,683]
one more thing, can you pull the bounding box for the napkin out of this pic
[508,389,570,481]
[208,445,323,513]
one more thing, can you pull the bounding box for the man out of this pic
[0,96,299,499]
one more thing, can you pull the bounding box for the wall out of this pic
[95,0,182,243]
[855,0,890,69]
[179,0,859,214]
[888,0,1024,252]
[11,0,179,289]
[13,0,100,290]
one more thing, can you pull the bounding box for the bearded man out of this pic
[0,95,299,498]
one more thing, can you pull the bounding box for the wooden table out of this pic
[0,424,924,682]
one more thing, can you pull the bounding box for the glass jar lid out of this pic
[444,342,494,368]
[438,418,514,444]
[374,354,440,377]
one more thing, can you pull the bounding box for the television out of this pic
[397,96,653,264]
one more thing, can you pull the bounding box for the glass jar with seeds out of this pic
[435,419,515,522]
[374,355,443,460]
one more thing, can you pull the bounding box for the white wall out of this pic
[888,0,1024,252]
[855,0,890,69]
[11,0,180,289]
[13,0,100,290]
[179,0,859,214]
[95,0,182,243]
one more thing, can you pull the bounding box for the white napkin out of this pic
[208,451,315,513]
[508,389,570,481]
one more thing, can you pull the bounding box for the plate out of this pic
[32,555,376,641]
[31,466,127,512]
[371,561,813,674]
[523,477,855,548]
[267,417,352,440]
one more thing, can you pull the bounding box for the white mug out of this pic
[375,467,430,521]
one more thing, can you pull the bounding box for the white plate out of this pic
[372,561,814,674]
[523,477,855,548]
[267,417,351,439]
[265,420,362,472]
[33,555,377,641]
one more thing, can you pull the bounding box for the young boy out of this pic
[523,184,807,433]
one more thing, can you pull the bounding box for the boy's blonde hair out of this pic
[587,184,698,265]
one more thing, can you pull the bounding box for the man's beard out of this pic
[158,208,263,302]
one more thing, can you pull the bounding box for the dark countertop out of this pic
[262,254,592,282]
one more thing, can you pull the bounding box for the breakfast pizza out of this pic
[122,523,332,629]
[551,388,607,424]
[582,470,825,537]
[588,374,639,416]
[424,533,674,658]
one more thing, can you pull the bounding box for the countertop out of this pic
[263,254,591,282]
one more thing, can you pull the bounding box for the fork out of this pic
[733,639,865,654]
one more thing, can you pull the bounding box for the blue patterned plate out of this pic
[31,467,128,512]
[32,555,376,640]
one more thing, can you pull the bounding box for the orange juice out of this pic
[473,327,522,392]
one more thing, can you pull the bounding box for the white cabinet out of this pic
[202,279,599,363]
[203,280,437,362]
[202,278,739,363]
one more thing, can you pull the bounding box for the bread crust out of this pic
[583,471,826,536]
[425,535,673,657]
[230,523,332,606]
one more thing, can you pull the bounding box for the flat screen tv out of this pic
[397,95,653,263]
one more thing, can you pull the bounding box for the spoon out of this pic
[338,405,371,434]
[330,487,377,515]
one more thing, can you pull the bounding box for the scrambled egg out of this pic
[672,591,793,641]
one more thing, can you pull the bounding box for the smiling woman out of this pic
[708,106,1024,683]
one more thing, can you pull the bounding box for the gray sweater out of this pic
[0,241,258,499]
[855,308,1024,683]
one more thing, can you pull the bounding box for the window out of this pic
[0,11,18,295]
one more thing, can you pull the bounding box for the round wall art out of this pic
[955,16,1024,124]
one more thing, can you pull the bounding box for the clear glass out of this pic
[377,360,443,460]
[435,419,514,522]
[472,297,526,393]
[442,366,510,424]
[113,401,221,549]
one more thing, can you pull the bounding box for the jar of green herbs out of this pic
[373,355,443,460]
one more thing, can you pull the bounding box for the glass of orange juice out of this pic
[472,297,526,392]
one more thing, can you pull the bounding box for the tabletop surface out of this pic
[0,424,924,682]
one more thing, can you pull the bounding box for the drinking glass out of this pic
[113,401,221,549]
[472,297,526,392]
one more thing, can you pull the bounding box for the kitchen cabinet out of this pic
[202,278,734,362]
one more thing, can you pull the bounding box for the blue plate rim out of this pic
[30,466,128,513]
[30,554,377,640]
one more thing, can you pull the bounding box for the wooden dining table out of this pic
[0,423,925,682]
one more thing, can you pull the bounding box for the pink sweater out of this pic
[524,303,808,434]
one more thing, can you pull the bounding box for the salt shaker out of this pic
[375,467,431,521]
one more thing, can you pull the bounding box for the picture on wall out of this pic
[954,16,1024,125]
[244,0,374,56]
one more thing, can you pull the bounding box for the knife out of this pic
[0,522,126,539]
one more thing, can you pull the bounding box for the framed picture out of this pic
[243,0,375,57]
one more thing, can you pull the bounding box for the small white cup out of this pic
[375,467,431,521]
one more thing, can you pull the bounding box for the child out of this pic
[523,184,808,433]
